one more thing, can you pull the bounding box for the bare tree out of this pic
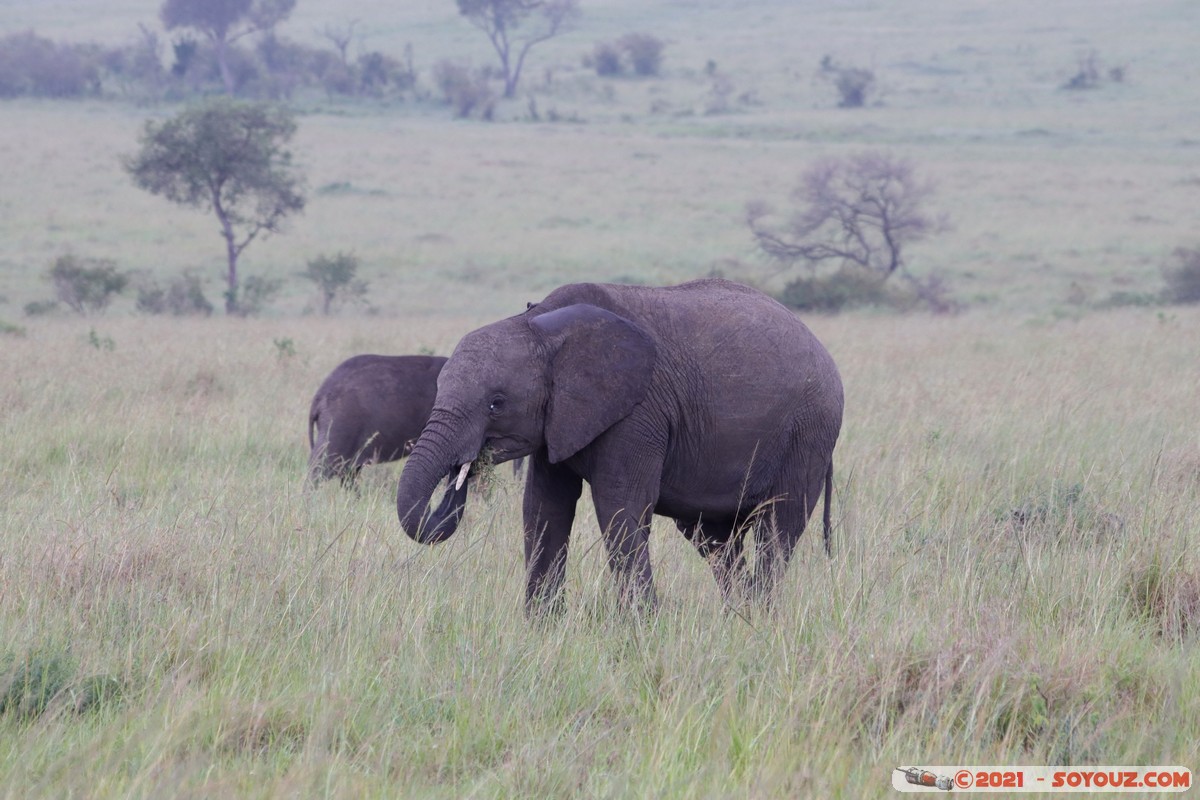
[455,0,579,98]
[320,19,359,68]
[160,0,296,95]
[747,152,942,280]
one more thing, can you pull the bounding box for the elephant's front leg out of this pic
[522,453,583,617]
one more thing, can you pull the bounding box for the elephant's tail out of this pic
[308,397,320,450]
[822,460,834,557]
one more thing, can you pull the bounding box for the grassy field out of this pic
[1,1,1199,797]
[2,311,1198,797]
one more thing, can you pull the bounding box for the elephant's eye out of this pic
[489,396,506,414]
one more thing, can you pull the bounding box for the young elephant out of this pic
[308,354,447,485]
[396,278,844,613]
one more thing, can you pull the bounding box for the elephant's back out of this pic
[316,354,446,426]
[542,277,842,438]
[557,279,839,392]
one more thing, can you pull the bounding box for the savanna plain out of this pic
[1,1,1198,797]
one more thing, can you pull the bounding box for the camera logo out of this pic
[896,767,954,791]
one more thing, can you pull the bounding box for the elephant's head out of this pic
[396,303,656,543]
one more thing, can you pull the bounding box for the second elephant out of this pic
[308,354,447,485]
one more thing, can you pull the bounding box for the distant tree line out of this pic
[0,22,417,103]
[0,0,588,105]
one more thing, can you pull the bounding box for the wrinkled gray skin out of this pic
[396,279,844,614]
[308,355,447,485]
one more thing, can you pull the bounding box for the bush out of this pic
[0,319,26,337]
[1163,247,1200,304]
[1,650,74,719]
[164,37,261,98]
[819,55,875,108]
[357,50,416,96]
[589,34,665,78]
[1063,52,1101,91]
[0,649,121,719]
[136,270,214,316]
[235,274,282,317]
[0,31,103,98]
[301,252,368,314]
[46,255,128,314]
[779,267,895,312]
[590,42,623,76]
[620,33,664,77]
[100,26,167,99]
[1096,290,1161,310]
[23,300,59,317]
[251,33,326,99]
[433,60,494,119]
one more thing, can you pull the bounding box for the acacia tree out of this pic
[160,0,296,95]
[747,152,941,280]
[124,98,305,315]
[456,0,579,98]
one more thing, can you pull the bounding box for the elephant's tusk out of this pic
[455,462,471,491]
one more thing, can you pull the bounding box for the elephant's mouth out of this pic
[443,440,527,489]
[479,437,534,465]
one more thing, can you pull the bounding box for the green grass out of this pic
[1,311,1197,797]
[1,0,1199,796]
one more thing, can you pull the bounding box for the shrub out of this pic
[235,274,282,317]
[1125,555,1200,641]
[102,26,167,98]
[1063,51,1101,91]
[300,252,368,314]
[0,319,26,337]
[23,300,59,317]
[779,267,895,312]
[1061,51,1128,91]
[1096,290,1161,310]
[819,55,875,108]
[136,269,214,316]
[619,33,664,77]
[589,34,665,78]
[0,31,103,98]
[1162,246,1200,304]
[164,38,260,97]
[46,255,128,314]
[0,650,74,719]
[0,650,121,719]
[590,42,623,76]
[252,33,326,99]
[433,60,494,119]
[357,50,417,96]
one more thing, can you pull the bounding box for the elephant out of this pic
[395,278,844,613]
[308,354,447,485]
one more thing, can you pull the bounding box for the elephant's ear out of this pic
[530,304,656,464]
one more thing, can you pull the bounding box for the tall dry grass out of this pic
[1,309,1196,797]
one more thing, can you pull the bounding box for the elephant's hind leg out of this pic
[682,517,749,603]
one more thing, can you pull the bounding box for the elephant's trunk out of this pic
[396,414,474,544]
